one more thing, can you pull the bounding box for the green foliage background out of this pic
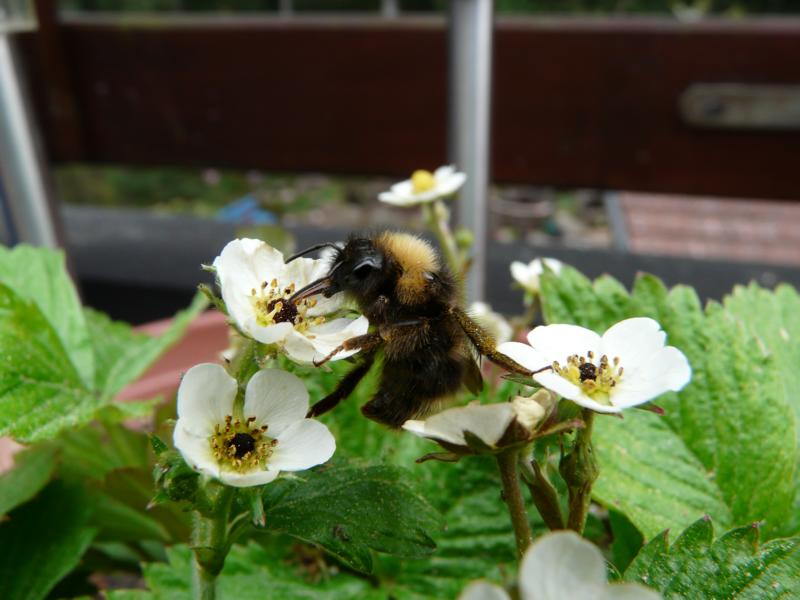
[1,246,799,598]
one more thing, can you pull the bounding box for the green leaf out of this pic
[279,358,539,597]
[261,462,441,574]
[0,245,94,386]
[0,445,57,516]
[0,284,100,442]
[0,480,96,600]
[609,510,644,575]
[85,292,207,400]
[110,543,382,600]
[625,517,800,598]
[0,278,204,441]
[724,283,800,535]
[539,270,798,539]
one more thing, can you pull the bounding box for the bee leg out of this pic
[451,306,551,377]
[307,351,376,418]
[313,332,384,367]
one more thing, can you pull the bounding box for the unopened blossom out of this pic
[213,238,368,364]
[173,364,335,487]
[378,165,467,206]
[470,301,513,344]
[510,257,563,295]
[498,317,691,413]
[459,531,661,600]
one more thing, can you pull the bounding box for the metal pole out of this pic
[382,0,400,18]
[0,33,59,247]
[448,0,493,303]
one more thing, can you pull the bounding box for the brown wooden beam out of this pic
[16,15,800,199]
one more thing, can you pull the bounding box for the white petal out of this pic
[244,369,309,437]
[219,468,280,488]
[250,321,294,344]
[281,330,319,364]
[520,531,607,600]
[402,403,516,447]
[599,583,662,600]
[176,363,237,437]
[497,342,550,373]
[213,239,285,330]
[270,419,336,471]
[284,316,370,364]
[610,346,691,408]
[528,324,601,364]
[540,257,563,275]
[600,318,666,373]
[378,191,414,206]
[433,164,456,180]
[510,261,535,289]
[436,171,467,196]
[391,180,415,198]
[458,581,511,600]
[533,370,587,404]
[173,426,219,478]
[283,255,319,287]
[511,395,546,430]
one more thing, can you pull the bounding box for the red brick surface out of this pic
[620,193,800,266]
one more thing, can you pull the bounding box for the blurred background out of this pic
[1,0,799,323]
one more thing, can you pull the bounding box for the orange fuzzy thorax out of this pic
[376,232,439,305]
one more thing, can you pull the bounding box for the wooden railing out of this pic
[16,11,800,200]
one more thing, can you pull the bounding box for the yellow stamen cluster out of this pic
[250,278,325,332]
[209,415,277,473]
[411,169,436,194]
[552,350,624,404]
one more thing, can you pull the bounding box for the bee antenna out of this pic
[285,243,340,264]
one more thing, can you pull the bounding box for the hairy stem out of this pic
[191,486,235,600]
[423,200,461,276]
[560,409,599,533]
[520,456,565,531]
[496,449,533,560]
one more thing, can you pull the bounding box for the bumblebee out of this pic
[287,231,539,428]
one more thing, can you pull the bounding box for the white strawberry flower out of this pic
[378,165,467,206]
[173,364,335,487]
[470,301,513,344]
[498,318,691,413]
[459,531,661,600]
[510,257,563,295]
[212,238,369,364]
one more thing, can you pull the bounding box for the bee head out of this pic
[287,236,389,305]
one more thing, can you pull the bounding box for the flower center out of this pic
[411,169,436,194]
[552,351,624,404]
[209,415,277,473]
[250,279,325,332]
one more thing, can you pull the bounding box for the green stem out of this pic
[496,449,533,560]
[423,200,461,277]
[560,409,599,533]
[191,486,235,600]
[520,456,565,531]
[192,560,218,600]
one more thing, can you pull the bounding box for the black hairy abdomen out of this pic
[361,318,468,428]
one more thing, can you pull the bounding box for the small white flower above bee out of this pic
[173,364,335,487]
[510,257,563,295]
[459,531,661,600]
[212,238,368,364]
[378,165,467,206]
[469,301,513,344]
[498,317,691,413]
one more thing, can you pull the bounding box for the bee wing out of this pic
[462,354,484,395]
